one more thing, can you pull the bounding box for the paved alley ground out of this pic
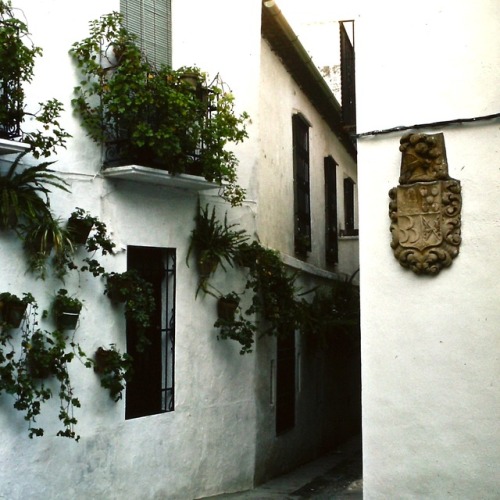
[200,435,362,499]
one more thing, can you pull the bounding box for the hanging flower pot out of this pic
[197,254,219,278]
[0,292,33,328]
[93,346,114,375]
[217,293,240,321]
[3,302,28,328]
[52,289,83,330]
[67,215,93,245]
[57,311,80,330]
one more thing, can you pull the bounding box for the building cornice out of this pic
[261,0,357,159]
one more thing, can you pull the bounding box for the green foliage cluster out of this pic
[93,345,132,402]
[104,270,156,352]
[69,12,249,206]
[187,203,248,294]
[0,295,90,440]
[68,207,116,277]
[189,205,360,354]
[0,4,144,439]
[0,1,70,156]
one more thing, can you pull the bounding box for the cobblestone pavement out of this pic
[200,436,362,499]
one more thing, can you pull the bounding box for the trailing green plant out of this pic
[235,241,302,337]
[21,211,74,280]
[0,1,70,157]
[0,0,41,141]
[67,207,116,276]
[93,345,132,402]
[214,313,256,355]
[0,295,90,440]
[69,12,248,205]
[301,274,360,343]
[187,203,248,294]
[104,270,155,351]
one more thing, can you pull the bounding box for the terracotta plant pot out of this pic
[67,216,93,245]
[2,302,28,328]
[217,296,239,321]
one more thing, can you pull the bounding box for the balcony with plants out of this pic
[69,12,250,206]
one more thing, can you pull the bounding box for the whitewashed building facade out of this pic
[0,1,359,498]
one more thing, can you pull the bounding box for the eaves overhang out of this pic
[261,0,357,159]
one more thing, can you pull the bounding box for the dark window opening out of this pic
[276,333,296,435]
[126,246,175,419]
[324,156,339,265]
[293,114,311,257]
[340,21,356,138]
[343,177,358,237]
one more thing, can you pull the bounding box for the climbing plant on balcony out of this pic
[0,1,70,156]
[69,11,249,206]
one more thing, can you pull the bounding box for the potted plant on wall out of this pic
[104,270,155,351]
[217,292,240,321]
[0,292,34,328]
[22,211,74,280]
[93,344,132,401]
[187,204,248,292]
[51,289,83,330]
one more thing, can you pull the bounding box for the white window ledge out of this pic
[102,164,220,191]
[0,138,30,155]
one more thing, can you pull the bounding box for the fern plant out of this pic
[0,153,69,231]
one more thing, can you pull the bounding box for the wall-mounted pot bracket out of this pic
[389,133,461,275]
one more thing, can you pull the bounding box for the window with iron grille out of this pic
[343,177,358,237]
[121,0,172,68]
[324,156,339,265]
[126,246,176,419]
[292,113,311,257]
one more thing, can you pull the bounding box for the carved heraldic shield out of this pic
[389,133,461,275]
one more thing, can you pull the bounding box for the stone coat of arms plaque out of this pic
[389,133,461,275]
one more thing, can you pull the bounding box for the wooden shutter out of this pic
[121,0,172,68]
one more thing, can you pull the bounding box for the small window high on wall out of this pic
[324,156,339,265]
[126,246,176,419]
[343,177,358,237]
[121,0,172,68]
[292,113,311,257]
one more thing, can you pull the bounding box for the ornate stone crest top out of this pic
[389,133,461,275]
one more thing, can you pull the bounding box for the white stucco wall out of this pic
[355,1,500,498]
[257,38,358,278]
[1,1,262,498]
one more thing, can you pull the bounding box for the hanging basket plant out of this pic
[0,292,34,328]
[217,292,240,321]
[51,289,83,330]
[93,345,132,402]
[104,270,155,351]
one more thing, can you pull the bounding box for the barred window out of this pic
[126,246,176,419]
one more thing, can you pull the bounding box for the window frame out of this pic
[324,156,339,265]
[292,113,311,257]
[342,177,358,237]
[125,245,176,420]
